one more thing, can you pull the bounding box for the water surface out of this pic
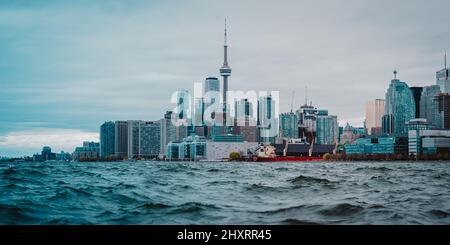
[1,161,450,224]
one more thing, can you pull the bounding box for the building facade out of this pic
[436,55,449,93]
[436,93,450,130]
[383,72,416,135]
[420,85,442,129]
[409,129,450,155]
[258,95,278,144]
[406,119,431,155]
[296,104,319,143]
[127,120,141,159]
[316,115,338,145]
[114,121,128,158]
[340,123,363,145]
[73,142,100,161]
[100,121,115,158]
[345,136,408,155]
[279,112,299,139]
[139,121,161,158]
[233,117,257,142]
[365,99,385,135]
[204,77,220,96]
[410,87,423,118]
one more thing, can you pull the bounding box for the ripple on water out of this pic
[318,203,364,217]
[280,218,321,225]
[355,166,394,172]
[428,210,449,219]
[137,202,172,210]
[289,175,336,186]
[169,202,219,214]
[244,183,283,193]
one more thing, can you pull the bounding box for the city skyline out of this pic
[1,0,450,157]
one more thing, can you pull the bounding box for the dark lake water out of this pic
[1,161,450,225]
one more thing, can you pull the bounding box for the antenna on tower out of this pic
[393,70,398,80]
[224,18,227,46]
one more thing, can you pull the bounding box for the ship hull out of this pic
[255,156,323,162]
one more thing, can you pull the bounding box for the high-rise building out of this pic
[41,146,56,161]
[127,120,141,159]
[176,90,191,122]
[410,87,423,118]
[235,98,253,119]
[100,121,115,158]
[279,112,299,139]
[204,77,220,95]
[161,111,188,157]
[114,121,128,158]
[406,118,431,155]
[436,93,450,129]
[160,112,176,156]
[72,142,100,161]
[420,85,442,129]
[233,98,257,142]
[258,95,278,144]
[233,117,257,142]
[192,97,206,136]
[316,115,338,145]
[193,97,204,127]
[203,77,221,130]
[296,104,318,143]
[365,99,385,135]
[382,70,416,135]
[220,19,232,134]
[436,53,449,93]
[139,121,161,158]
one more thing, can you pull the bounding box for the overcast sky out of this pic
[1,0,449,157]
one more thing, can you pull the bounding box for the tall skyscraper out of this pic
[139,121,161,158]
[316,115,338,145]
[420,85,442,129]
[204,77,220,95]
[160,111,176,156]
[365,99,385,135]
[296,104,318,143]
[233,98,257,142]
[220,19,232,134]
[382,71,416,135]
[127,120,141,159]
[279,112,299,139]
[203,77,221,127]
[410,87,423,118]
[436,93,450,129]
[176,90,191,122]
[114,121,128,158]
[437,53,449,93]
[100,121,115,158]
[193,97,204,127]
[258,95,278,144]
[235,98,253,119]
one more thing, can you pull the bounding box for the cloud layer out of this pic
[0,128,98,157]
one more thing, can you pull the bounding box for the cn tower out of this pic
[220,19,232,133]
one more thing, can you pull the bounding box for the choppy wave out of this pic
[318,203,364,217]
[289,175,335,185]
[0,161,449,224]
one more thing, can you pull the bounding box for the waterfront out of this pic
[1,161,450,225]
